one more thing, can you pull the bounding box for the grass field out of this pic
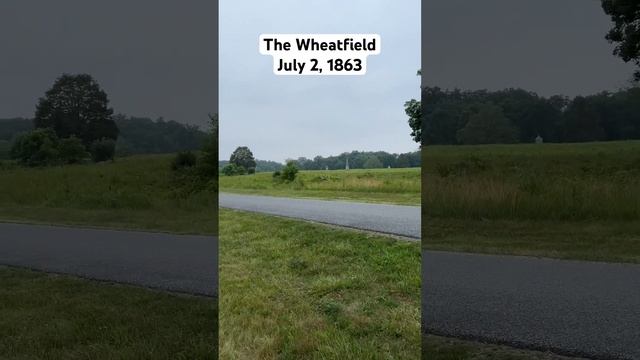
[0,266,216,359]
[0,267,570,360]
[423,141,640,263]
[0,154,218,234]
[0,153,597,358]
[219,141,640,263]
[423,141,640,221]
[219,168,421,205]
[0,155,219,358]
[219,209,420,359]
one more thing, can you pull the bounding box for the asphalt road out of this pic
[219,193,421,239]
[423,250,640,360]
[0,222,217,296]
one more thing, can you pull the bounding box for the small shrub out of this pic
[280,161,299,182]
[10,128,60,166]
[222,163,246,176]
[272,170,283,183]
[58,136,89,164]
[171,151,197,171]
[90,138,116,163]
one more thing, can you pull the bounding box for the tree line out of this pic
[419,86,640,145]
[1,73,211,166]
[114,115,206,156]
[405,2,640,146]
[292,150,421,170]
[0,116,207,159]
[220,149,421,173]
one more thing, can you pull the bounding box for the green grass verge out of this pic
[424,218,640,263]
[424,335,581,360]
[0,267,569,360]
[219,208,420,359]
[219,168,421,205]
[0,266,216,360]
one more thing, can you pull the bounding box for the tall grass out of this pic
[423,141,640,221]
[0,154,218,233]
[0,155,214,209]
[219,168,421,205]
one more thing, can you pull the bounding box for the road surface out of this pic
[219,193,420,239]
[424,250,640,360]
[0,222,217,296]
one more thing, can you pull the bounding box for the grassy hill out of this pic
[0,154,217,234]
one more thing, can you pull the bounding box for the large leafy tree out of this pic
[405,70,422,144]
[404,99,422,144]
[34,74,119,146]
[602,0,640,80]
[230,146,256,174]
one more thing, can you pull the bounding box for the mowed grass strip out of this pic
[424,335,584,360]
[424,218,640,263]
[219,168,421,205]
[219,209,420,359]
[0,266,217,360]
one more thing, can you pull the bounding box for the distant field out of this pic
[220,141,640,262]
[219,167,421,205]
[423,141,640,263]
[0,154,217,234]
[2,141,639,262]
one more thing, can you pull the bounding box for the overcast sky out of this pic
[423,0,635,97]
[0,1,217,128]
[1,1,634,162]
[220,0,421,162]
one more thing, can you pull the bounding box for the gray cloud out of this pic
[424,0,635,97]
[220,0,421,162]
[0,1,217,128]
